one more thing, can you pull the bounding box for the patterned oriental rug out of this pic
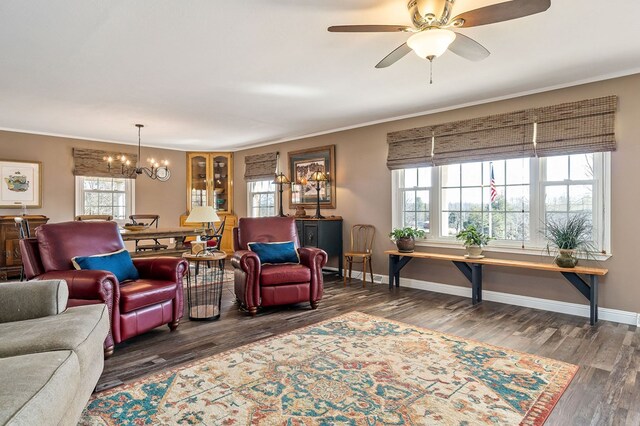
[80,312,577,425]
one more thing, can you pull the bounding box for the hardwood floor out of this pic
[98,273,640,425]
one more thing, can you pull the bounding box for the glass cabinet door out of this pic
[212,155,231,213]
[189,154,209,211]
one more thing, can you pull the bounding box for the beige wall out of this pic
[0,131,187,225]
[234,73,640,313]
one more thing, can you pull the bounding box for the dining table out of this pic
[120,227,201,257]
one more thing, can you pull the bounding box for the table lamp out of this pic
[308,171,328,219]
[185,206,220,240]
[273,172,291,217]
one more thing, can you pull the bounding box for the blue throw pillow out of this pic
[248,241,300,265]
[72,249,139,282]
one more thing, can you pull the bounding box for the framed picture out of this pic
[0,160,42,208]
[289,145,336,209]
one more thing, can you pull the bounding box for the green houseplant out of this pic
[456,225,491,258]
[544,214,595,268]
[389,227,426,253]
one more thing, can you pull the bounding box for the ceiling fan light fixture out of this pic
[407,28,456,58]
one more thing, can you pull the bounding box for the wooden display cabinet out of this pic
[184,152,236,254]
[0,215,49,281]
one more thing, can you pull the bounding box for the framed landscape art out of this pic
[288,145,336,209]
[0,160,42,208]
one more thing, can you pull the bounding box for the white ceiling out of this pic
[1,0,639,151]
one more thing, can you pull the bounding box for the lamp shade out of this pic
[185,206,220,223]
[407,29,456,58]
[308,171,328,182]
[273,172,291,184]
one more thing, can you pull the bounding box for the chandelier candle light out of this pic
[106,124,171,181]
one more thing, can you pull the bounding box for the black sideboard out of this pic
[296,217,343,277]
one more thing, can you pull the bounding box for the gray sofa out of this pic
[0,280,109,426]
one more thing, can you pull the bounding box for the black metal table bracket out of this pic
[388,255,483,304]
[388,254,413,288]
[452,261,483,304]
[561,272,599,325]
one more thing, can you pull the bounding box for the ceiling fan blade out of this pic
[448,32,490,61]
[375,43,412,68]
[328,25,412,33]
[451,0,550,28]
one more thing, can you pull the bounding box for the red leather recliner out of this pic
[19,221,188,357]
[231,217,327,316]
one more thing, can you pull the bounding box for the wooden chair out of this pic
[129,214,169,252]
[74,215,113,221]
[344,224,375,287]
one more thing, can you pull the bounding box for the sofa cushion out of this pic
[0,351,80,426]
[119,279,178,313]
[248,241,300,265]
[0,304,108,376]
[72,248,139,282]
[260,264,311,286]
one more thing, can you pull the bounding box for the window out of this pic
[392,153,610,254]
[247,180,276,217]
[75,176,134,223]
[396,168,431,233]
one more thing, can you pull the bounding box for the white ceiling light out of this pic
[407,29,457,59]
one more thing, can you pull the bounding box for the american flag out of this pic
[490,162,497,203]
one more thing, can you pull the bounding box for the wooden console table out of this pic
[121,227,200,257]
[386,250,608,325]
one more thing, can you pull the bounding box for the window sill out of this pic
[414,239,612,262]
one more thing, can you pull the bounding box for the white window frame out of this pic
[75,176,135,225]
[391,153,611,259]
[247,180,277,218]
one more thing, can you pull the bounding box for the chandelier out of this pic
[106,124,171,181]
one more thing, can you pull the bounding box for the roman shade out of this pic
[244,152,277,181]
[386,96,617,168]
[73,148,138,179]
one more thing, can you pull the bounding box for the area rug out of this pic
[80,312,577,425]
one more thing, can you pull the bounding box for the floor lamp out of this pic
[308,171,328,219]
[273,172,291,217]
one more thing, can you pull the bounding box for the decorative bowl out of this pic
[214,188,225,195]
[123,225,148,232]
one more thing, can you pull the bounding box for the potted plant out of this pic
[544,214,595,268]
[456,224,491,258]
[389,227,426,253]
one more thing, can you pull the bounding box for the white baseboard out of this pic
[325,267,639,326]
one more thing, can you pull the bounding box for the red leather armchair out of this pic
[19,221,188,357]
[231,217,327,316]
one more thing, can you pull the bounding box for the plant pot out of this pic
[396,237,415,253]
[555,249,578,268]
[465,245,483,258]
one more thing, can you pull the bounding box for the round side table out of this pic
[182,251,227,321]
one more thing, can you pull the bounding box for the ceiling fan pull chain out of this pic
[427,55,435,84]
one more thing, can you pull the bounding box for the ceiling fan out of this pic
[328,0,551,82]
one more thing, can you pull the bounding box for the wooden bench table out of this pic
[385,250,608,325]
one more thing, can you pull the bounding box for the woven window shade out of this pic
[244,152,277,181]
[73,148,138,179]
[386,128,434,170]
[431,111,534,166]
[387,95,617,168]
[533,96,617,157]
